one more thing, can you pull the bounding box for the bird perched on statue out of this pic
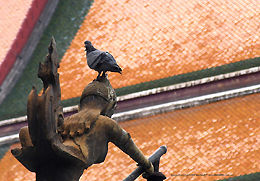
[84,41,122,79]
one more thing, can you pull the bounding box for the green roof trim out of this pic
[116,56,260,96]
[217,172,260,181]
[61,56,260,107]
[0,0,93,120]
[1,56,260,120]
[0,143,11,160]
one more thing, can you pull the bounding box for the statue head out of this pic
[79,76,117,117]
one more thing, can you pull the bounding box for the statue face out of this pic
[102,101,117,118]
[104,109,114,118]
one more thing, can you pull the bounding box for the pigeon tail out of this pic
[108,64,122,74]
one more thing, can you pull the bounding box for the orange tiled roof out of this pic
[59,0,260,100]
[0,0,33,64]
[1,93,259,180]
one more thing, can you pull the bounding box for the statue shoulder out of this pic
[97,115,127,141]
[97,115,118,127]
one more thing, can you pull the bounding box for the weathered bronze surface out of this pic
[11,37,86,181]
[11,38,163,181]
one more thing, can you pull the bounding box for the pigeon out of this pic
[84,41,122,79]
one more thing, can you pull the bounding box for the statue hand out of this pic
[137,159,154,174]
[58,119,87,138]
[142,172,166,181]
[142,164,155,180]
[146,163,154,174]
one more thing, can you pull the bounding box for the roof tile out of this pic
[59,0,260,100]
[0,0,33,63]
[0,93,259,180]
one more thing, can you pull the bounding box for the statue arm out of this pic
[103,117,154,173]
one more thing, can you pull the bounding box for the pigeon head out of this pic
[84,40,96,53]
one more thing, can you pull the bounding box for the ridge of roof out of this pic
[0,0,59,105]
[0,0,49,85]
[0,0,94,120]
[1,81,260,145]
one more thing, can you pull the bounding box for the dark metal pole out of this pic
[124,145,167,181]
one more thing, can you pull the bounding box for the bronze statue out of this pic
[11,38,166,181]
